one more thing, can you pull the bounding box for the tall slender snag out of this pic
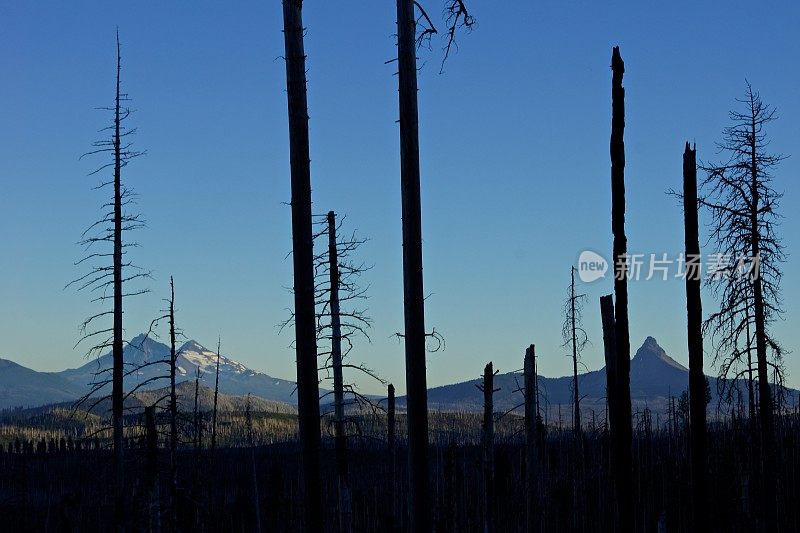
[168,277,178,531]
[211,337,221,453]
[601,297,617,429]
[480,362,496,533]
[387,383,397,532]
[682,142,707,530]
[571,268,581,433]
[610,46,633,533]
[111,34,125,527]
[396,1,430,530]
[281,1,323,529]
[524,345,540,533]
[328,210,352,533]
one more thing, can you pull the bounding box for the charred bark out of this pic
[396,1,430,530]
[481,362,496,533]
[281,1,323,530]
[387,383,397,532]
[682,142,707,530]
[111,33,125,529]
[328,210,352,533]
[524,345,541,533]
[610,46,633,533]
[211,337,221,453]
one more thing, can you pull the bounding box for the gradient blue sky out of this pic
[1,1,798,394]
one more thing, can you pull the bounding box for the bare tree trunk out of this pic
[168,277,178,532]
[610,46,633,533]
[570,269,581,433]
[750,119,777,531]
[600,295,618,509]
[746,303,756,421]
[193,369,201,452]
[396,1,429,530]
[111,31,125,531]
[682,142,707,531]
[281,2,322,530]
[387,383,397,532]
[211,337,221,453]
[481,363,495,533]
[524,345,541,533]
[327,211,352,533]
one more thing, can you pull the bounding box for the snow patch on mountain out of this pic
[178,340,249,375]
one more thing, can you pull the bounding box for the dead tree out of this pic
[562,267,589,433]
[69,31,148,526]
[327,210,352,533]
[700,83,786,529]
[281,1,322,529]
[609,46,633,533]
[391,4,474,529]
[524,345,541,533]
[138,276,183,531]
[193,368,201,452]
[280,210,381,531]
[211,337,221,453]
[397,2,430,528]
[600,294,617,505]
[387,383,397,532]
[681,142,707,530]
[169,279,178,464]
[478,362,498,533]
[563,268,588,531]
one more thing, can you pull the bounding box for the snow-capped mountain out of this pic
[58,334,302,404]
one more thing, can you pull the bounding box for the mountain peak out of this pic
[179,339,207,353]
[632,336,686,371]
[642,336,659,348]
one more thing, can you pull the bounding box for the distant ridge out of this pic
[2,336,795,417]
[399,336,797,420]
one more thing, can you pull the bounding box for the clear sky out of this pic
[1,1,798,394]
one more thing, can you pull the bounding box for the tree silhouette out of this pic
[680,142,707,530]
[562,267,588,433]
[700,82,786,529]
[68,31,148,527]
[280,2,323,529]
[609,45,633,533]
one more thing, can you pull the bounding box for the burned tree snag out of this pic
[610,46,633,533]
[281,1,323,530]
[211,337,221,453]
[682,142,707,530]
[480,362,496,533]
[396,1,430,530]
[524,345,541,533]
[387,383,397,532]
[328,210,352,533]
[110,35,125,522]
[601,295,617,426]
[571,269,581,433]
[168,277,178,531]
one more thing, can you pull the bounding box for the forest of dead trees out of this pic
[1,1,798,532]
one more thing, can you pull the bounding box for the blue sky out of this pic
[1,1,798,394]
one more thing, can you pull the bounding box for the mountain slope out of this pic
[402,336,790,420]
[0,358,86,409]
[59,335,302,404]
